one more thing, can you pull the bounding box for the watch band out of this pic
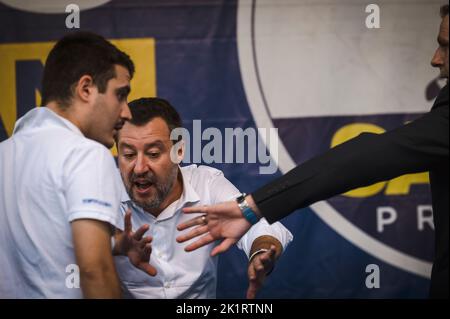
[236,193,260,225]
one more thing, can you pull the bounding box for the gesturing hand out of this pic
[113,209,157,276]
[246,245,277,299]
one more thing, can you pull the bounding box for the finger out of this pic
[211,238,236,256]
[259,257,272,272]
[135,243,156,276]
[142,243,152,260]
[177,215,205,231]
[246,282,258,299]
[249,265,265,298]
[253,255,265,275]
[176,225,209,243]
[182,206,208,215]
[265,246,278,264]
[259,251,273,267]
[248,263,256,281]
[184,233,216,252]
[268,245,277,257]
[259,246,276,263]
[139,262,157,277]
[133,224,150,240]
[266,245,277,257]
[139,236,153,248]
[124,209,132,233]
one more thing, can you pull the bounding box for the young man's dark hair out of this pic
[127,97,183,143]
[41,31,135,108]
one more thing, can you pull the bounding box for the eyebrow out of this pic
[119,140,167,151]
[119,142,136,151]
[143,141,166,150]
[115,85,131,96]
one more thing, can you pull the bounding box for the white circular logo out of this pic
[237,0,438,278]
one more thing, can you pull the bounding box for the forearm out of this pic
[252,104,449,223]
[80,263,121,298]
[71,219,122,298]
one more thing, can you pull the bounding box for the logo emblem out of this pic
[237,0,437,278]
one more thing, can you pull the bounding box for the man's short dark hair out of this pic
[127,97,183,143]
[441,4,449,18]
[41,31,135,108]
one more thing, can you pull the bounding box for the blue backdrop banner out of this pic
[0,0,444,298]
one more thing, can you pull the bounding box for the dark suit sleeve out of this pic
[253,85,449,223]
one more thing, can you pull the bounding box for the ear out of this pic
[74,75,97,103]
[170,139,185,164]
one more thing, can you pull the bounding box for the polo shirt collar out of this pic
[13,107,84,137]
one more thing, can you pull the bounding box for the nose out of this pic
[121,102,132,121]
[133,153,149,175]
[431,48,443,68]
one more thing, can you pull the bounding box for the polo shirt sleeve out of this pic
[63,143,121,228]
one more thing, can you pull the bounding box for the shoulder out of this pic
[43,125,110,158]
[62,137,116,173]
[181,164,227,192]
[181,164,224,182]
[77,138,112,154]
[181,164,240,203]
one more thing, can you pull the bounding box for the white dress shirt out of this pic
[0,107,122,298]
[114,164,293,299]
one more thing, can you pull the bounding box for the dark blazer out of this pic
[252,84,449,298]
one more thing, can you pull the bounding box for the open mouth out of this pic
[133,180,153,194]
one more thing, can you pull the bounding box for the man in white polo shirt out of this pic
[113,98,293,299]
[0,32,150,298]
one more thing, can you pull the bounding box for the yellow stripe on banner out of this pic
[0,42,52,136]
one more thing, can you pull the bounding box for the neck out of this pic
[145,170,183,218]
[46,101,86,135]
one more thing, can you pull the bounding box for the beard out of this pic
[124,165,179,212]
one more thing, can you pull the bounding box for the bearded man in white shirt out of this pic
[113,97,293,299]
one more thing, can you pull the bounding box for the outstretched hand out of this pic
[113,209,157,276]
[176,200,252,256]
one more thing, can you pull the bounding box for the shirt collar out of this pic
[13,107,84,137]
[121,166,201,221]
